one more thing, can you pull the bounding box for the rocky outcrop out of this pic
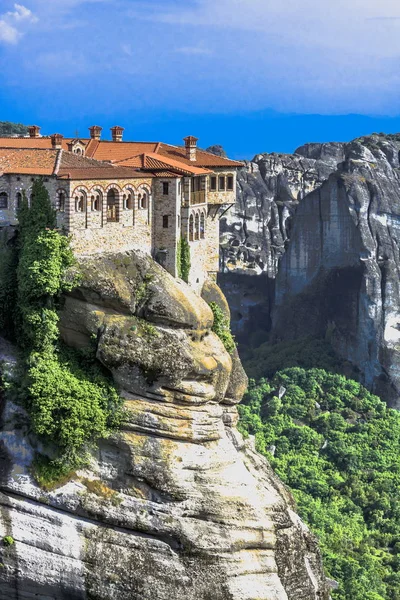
[219,145,345,339]
[273,134,400,407]
[0,252,330,600]
[220,144,345,278]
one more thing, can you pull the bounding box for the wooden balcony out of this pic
[190,190,206,205]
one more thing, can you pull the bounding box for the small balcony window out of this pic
[210,176,217,191]
[227,175,234,191]
[218,176,225,191]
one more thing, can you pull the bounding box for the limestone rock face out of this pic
[219,145,344,339]
[272,134,400,407]
[220,145,345,278]
[0,252,330,600]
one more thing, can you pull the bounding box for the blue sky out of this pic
[1,0,400,158]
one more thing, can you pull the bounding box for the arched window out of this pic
[126,192,134,210]
[138,193,147,210]
[91,191,101,212]
[195,213,200,240]
[107,189,118,222]
[122,192,134,210]
[189,214,194,241]
[0,192,8,209]
[16,192,22,209]
[57,190,66,212]
[75,191,86,212]
[74,148,82,155]
[200,212,205,239]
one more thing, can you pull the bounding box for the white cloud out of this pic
[0,19,20,44]
[7,3,38,23]
[0,3,38,44]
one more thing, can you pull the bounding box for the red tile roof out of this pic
[157,143,243,168]
[0,135,244,173]
[114,153,211,176]
[0,147,150,180]
[0,148,58,175]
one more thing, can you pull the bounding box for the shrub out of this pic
[209,302,236,354]
[3,536,14,547]
[4,179,122,485]
[177,237,191,283]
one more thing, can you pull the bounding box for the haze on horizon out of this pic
[1,0,400,158]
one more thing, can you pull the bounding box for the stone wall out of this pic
[0,174,68,229]
[152,177,180,277]
[68,177,153,255]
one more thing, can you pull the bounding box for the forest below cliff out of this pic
[238,340,400,600]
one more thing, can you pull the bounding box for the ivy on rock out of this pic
[0,179,123,487]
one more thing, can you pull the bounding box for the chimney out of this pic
[183,136,198,162]
[111,126,124,142]
[89,125,103,140]
[28,125,41,138]
[51,133,63,149]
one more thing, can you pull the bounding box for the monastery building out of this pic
[0,125,242,290]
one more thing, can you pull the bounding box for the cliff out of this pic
[221,133,400,407]
[219,144,344,341]
[0,251,330,600]
[273,134,400,407]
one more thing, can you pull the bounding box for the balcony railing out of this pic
[190,190,206,205]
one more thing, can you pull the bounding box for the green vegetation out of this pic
[177,237,191,283]
[2,536,14,547]
[0,121,28,136]
[0,231,18,338]
[239,367,400,600]
[209,302,236,354]
[0,180,123,487]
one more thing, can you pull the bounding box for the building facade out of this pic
[0,127,242,291]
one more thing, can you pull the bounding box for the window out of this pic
[107,189,118,222]
[58,190,66,212]
[192,177,201,192]
[227,175,234,191]
[210,176,217,191]
[16,192,22,209]
[139,193,148,209]
[189,214,194,241]
[0,192,8,209]
[91,193,101,212]
[75,192,85,212]
[163,215,169,229]
[218,176,226,191]
[195,213,200,240]
[200,212,205,239]
[125,192,134,210]
[162,182,169,195]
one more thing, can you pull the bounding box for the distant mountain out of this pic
[0,121,28,136]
